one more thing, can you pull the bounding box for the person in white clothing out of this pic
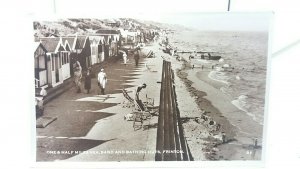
[39,87,47,98]
[123,52,127,65]
[97,68,107,95]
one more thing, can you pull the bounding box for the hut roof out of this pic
[39,37,61,53]
[77,36,88,49]
[96,29,119,34]
[62,37,76,48]
[89,35,105,45]
[33,42,47,55]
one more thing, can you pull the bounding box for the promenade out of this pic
[36,43,167,161]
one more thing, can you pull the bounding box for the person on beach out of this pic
[135,83,147,111]
[222,132,226,143]
[194,51,198,58]
[84,68,92,94]
[134,49,140,67]
[74,61,82,93]
[122,52,127,65]
[172,47,177,57]
[253,138,258,148]
[97,68,107,95]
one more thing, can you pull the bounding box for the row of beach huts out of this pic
[34,28,157,93]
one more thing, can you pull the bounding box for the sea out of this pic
[169,29,269,125]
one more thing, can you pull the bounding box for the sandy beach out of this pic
[159,29,266,160]
[177,59,262,160]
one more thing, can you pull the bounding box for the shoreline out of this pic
[176,60,237,160]
[175,56,263,160]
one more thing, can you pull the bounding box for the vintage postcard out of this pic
[33,12,271,162]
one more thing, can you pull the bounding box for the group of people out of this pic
[73,61,107,95]
[122,47,140,67]
[73,46,142,95]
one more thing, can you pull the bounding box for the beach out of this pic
[161,29,268,160]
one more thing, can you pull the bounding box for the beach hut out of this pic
[119,28,139,45]
[95,29,121,58]
[62,36,84,75]
[77,36,91,70]
[39,37,71,87]
[34,42,48,88]
[89,35,105,65]
[111,34,120,57]
[103,35,112,60]
[103,34,120,58]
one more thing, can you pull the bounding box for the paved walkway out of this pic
[36,43,166,161]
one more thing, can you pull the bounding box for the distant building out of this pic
[118,28,140,45]
[104,19,120,27]
[92,29,121,59]
[89,35,105,65]
[96,29,119,34]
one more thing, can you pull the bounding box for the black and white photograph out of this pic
[33,13,271,162]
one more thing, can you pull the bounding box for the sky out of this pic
[30,0,272,32]
[133,12,272,31]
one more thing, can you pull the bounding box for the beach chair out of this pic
[132,111,144,131]
[122,89,135,108]
[132,100,152,130]
[145,94,155,108]
[146,50,155,58]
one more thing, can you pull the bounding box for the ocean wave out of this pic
[208,71,230,85]
[231,95,264,125]
[196,59,210,64]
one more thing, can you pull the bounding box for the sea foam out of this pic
[208,70,230,85]
[231,95,263,125]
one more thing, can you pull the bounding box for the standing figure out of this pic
[194,51,198,58]
[74,61,82,93]
[84,68,92,94]
[134,50,140,67]
[97,68,107,95]
[39,87,47,98]
[222,132,226,143]
[172,47,177,57]
[123,52,127,65]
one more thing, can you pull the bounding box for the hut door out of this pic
[104,45,109,60]
[47,56,52,85]
[50,54,56,86]
[54,55,59,83]
[50,54,60,85]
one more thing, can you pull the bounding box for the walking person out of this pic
[97,68,107,95]
[74,61,82,93]
[84,68,92,94]
[123,51,128,65]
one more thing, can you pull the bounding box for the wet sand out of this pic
[176,56,263,160]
